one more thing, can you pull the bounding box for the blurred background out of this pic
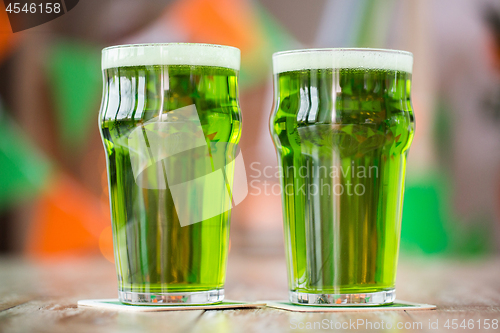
[0,0,499,261]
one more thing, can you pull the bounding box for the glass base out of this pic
[118,289,224,305]
[289,289,395,306]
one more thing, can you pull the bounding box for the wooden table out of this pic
[1,252,499,332]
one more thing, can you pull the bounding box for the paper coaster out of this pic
[264,300,436,312]
[77,299,266,312]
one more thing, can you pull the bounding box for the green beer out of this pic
[99,44,241,304]
[270,49,414,305]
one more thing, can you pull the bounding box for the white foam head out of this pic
[273,48,413,74]
[102,43,240,70]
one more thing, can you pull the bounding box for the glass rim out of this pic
[102,42,240,52]
[272,47,413,74]
[101,43,241,71]
[273,47,412,58]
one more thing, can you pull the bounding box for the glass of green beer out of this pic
[99,43,242,305]
[270,48,414,305]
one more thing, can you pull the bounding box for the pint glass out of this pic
[270,49,414,305]
[99,44,242,305]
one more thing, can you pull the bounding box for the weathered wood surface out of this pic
[0,253,499,332]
